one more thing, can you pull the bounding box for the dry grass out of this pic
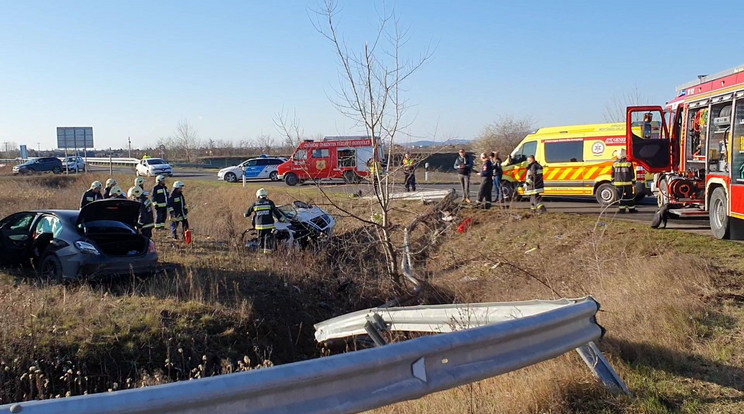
[1,174,743,412]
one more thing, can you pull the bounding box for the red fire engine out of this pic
[277,136,379,186]
[626,64,744,238]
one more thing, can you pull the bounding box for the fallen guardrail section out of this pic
[365,189,454,202]
[1,297,627,414]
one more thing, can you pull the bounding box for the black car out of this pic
[12,157,64,175]
[0,199,158,281]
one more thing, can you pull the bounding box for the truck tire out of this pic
[285,173,299,186]
[709,187,730,239]
[595,182,617,206]
[656,177,669,207]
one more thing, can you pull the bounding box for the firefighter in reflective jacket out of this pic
[152,175,169,230]
[245,188,283,253]
[128,186,154,238]
[525,155,546,213]
[80,181,103,208]
[103,178,117,199]
[402,153,416,192]
[167,181,189,240]
[612,149,636,213]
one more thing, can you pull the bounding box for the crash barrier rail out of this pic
[83,157,140,166]
[364,189,454,202]
[1,297,626,414]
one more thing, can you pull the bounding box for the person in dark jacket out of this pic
[103,178,117,199]
[612,149,636,213]
[490,152,503,203]
[402,153,417,192]
[128,186,154,238]
[167,181,189,240]
[525,155,546,213]
[152,175,169,231]
[477,153,494,209]
[80,181,103,208]
[453,149,474,203]
[245,188,283,253]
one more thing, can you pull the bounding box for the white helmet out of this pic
[105,178,117,187]
[90,181,103,190]
[155,175,167,184]
[127,186,143,198]
[173,181,185,189]
[134,177,146,187]
[110,186,124,197]
[256,188,268,198]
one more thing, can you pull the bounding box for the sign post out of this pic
[57,127,93,175]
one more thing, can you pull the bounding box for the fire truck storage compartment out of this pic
[733,100,744,182]
[338,148,356,168]
[707,102,732,174]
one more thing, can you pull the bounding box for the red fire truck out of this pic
[626,64,744,238]
[277,136,379,186]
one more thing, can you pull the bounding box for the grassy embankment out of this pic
[0,172,743,413]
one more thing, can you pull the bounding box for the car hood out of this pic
[77,199,140,228]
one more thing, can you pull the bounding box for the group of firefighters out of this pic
[80,175,190,239]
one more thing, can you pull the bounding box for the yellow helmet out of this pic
[134,177,146,187]
[256,188,268,198]
[173,181,185,189]
[110,186,124,197]
[105,178,116,187]
[90,181,103,190]
[127,186,143,198]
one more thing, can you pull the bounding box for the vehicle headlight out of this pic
[74,240,101,255]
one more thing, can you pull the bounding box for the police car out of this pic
[217,156,287,183]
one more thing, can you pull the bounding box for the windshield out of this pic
[278,205,296,219]
[65,157,78,162]
[20,159,38,166]
[148,158,165,165]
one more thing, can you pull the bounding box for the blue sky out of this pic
[1,0,743,150]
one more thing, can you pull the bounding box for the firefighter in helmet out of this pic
[245,188,283,253]
[525,155,546,213]
[612,149,636,213]
[128,186,155,238]
[109,186,126,199]
[81,181,103,208]
[103,178,117,199]
[152,175,169,231]
[167,181,189,240]
[134,176,146,193]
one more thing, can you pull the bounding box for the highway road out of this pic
[86,165,712,237]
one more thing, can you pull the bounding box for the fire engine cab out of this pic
[277,136,378,186]
[626,64,744,239]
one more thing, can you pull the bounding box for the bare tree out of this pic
[603,87,647,122]
[312,0,432,283]
[173,119,201,162]
[255,134,275,154]
[475,115,533,157]
[274,108,304,149]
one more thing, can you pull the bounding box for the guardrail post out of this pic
[363,314,388,347]
[109,154,113,176]
[243,169,246,188]
[575,341,630,395]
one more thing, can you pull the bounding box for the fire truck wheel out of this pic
[595,182,617,206]
[656,178,669,207]
[709,187,730,239]
[285,173,299,186]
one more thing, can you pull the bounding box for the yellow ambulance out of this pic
[500,123,649,205]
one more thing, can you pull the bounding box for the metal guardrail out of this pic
[84,157,139,166]
[1,297,624,414]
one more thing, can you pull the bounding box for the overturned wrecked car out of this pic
[244,201,335,250]
[0,199,158,281]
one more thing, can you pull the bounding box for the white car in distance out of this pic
[136,158,173,177]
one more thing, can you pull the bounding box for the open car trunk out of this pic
[78,200,148,256]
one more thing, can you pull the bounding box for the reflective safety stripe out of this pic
[173,197,181,202]
[524,189,544,195]
[86,197,94,201]
[140,223,155,229]
[254,206,272,211]
[255,224,275,230]
[613,181,634,186]
[154,223,166,229]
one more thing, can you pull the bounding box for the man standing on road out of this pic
[477,153,494,209]
[80,181,103,208]
[402,153,417,192]
[168,181,189,240]
[525,155,546,213]
[103,178,117,199]
[245,188,283,253]
[612,149,637,213]
[490,152,503,203]
[454,149,473,203]
[152,175,169,231]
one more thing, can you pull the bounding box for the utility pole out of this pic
[128,136,132,158]
[37,142,41,155]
